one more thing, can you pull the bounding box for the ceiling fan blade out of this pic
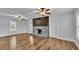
[3,13,18,17]
[44,8,49,11]
[35,12,40,14]
[36,8,45,12]
[35,8,40,11]
[47,13,51,14]
[8,13,28,19]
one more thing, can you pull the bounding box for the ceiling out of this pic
[0,8,76,19]
[50,8,76,14]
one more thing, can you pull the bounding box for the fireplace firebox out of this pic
[37,29,42,34]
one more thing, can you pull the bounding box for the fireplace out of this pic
[37,29,42,34]
[33,16,49,38]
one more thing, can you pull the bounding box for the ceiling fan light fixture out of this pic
[40,12,45,16]
[16,16,22,21]
[35,8,51,16]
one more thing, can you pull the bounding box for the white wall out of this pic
[0,16,32,36]
[49,12,75,41]
[0,10,76,42]
[75,9,79,39]
[73,9,79,48]
[49,15,57,37]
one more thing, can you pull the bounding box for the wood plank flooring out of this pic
[16,34,78,50]
[39,37,78,50]
[0,33,78,50]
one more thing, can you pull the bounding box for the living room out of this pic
[0,8,79,50]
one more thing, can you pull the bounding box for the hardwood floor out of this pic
[39,37,78,50]
[0,33,78,50]
[16,34,78,50]
[0,36,10,50]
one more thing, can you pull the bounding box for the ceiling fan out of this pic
[1,13,28,21]
[35,8,51,16]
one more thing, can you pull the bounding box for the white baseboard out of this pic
[51,36,74,42]
[74,39,79,49]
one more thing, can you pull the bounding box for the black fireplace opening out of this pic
[37,29,42,34]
